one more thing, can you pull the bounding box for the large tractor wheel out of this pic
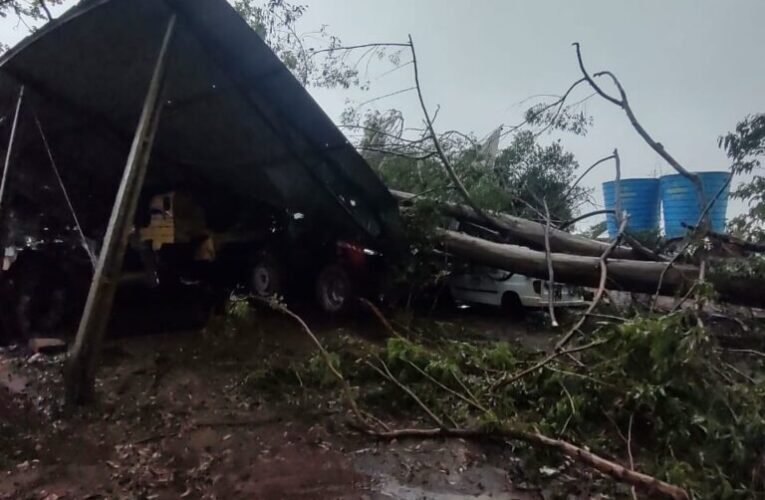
[315,264,353,314]
[250,253,283,299]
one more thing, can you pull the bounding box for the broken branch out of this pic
[366,426,689,499]
[366,357,445,428]
[256,298,377,431]
[543,199,559,327]
[408,35,503,233]
[572,42,707,225]
[555,216,629,350]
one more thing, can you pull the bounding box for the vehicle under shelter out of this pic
[0,0,402,349]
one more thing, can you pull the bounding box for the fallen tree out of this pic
[260,298,694,499]
[392,189,648,261]
[437,229,765,309]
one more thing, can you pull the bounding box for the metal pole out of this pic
[66,15,177,405]
[34,114,97,268]
[0,86,25,223]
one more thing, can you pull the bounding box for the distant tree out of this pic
[0,0,397,91]
[232,0,402,89]
[720,113,765,239]
[0,0,63,50]
[0,0,59,23]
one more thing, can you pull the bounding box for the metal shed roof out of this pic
[0,0,400,245]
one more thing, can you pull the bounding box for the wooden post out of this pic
[65,15,177,405]
[0,86,25,224]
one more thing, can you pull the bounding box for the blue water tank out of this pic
[659,171,730,238]
[602,178,661,239]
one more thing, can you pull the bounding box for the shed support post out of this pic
[65,15,177,406]
[0,85,25,234]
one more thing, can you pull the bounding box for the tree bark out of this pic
[392,189,649,261]
[438,229,765,309]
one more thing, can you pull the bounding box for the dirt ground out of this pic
[0,301,566,500]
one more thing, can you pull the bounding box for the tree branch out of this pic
[408,35,503,233]
[543,199,559,327]
[572,42,708,226]
[565,153,616,201]
[255,298,378,431]
[559,209,614,230]
[309,41,411,57]
[492,338,610,390]
[366,358,445,428]
[555,216,629,350]
[39,0,52,21]
[649,175,732,311]
[365,426,688,499]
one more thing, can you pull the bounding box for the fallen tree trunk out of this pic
[391,189,648,261]
[439,229,765,309]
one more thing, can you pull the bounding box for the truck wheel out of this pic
[501,292,525,318]
[250,254,282,299]
[315,264,352,314]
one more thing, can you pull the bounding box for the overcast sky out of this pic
[1,0,762,219]
[299,0,764,219]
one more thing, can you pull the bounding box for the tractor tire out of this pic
[315,264,352,314]
[250,253,283,299]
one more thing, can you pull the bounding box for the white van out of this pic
[449,267,586,312]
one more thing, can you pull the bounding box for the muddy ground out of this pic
[0,300,594,500]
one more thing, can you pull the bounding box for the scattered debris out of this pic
[28,339,67,356]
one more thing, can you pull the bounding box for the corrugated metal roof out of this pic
[0,0,400,245]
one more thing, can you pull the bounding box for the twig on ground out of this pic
[366,357,445,428]
[358,298,405,339]
[722,361,756,384]
[132,415,289,445]
[544,365,614,388]
[365,426,689,499]
[718,348,765,359]
[628,413,638,500]
[406,360,489,414]
[450,370,486,412]
[492,338,609,390]
[588,312,627,322]
[254,297,379,431]
[558,380,576,435]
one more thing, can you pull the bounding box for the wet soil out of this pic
[0,301,554,499]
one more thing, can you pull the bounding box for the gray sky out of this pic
[2,0,763,219]
[300,0,764,218]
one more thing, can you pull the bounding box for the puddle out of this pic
[377,476,517,499]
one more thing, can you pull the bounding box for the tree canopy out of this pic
[720,113,765,239]
[358,109,589,225]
